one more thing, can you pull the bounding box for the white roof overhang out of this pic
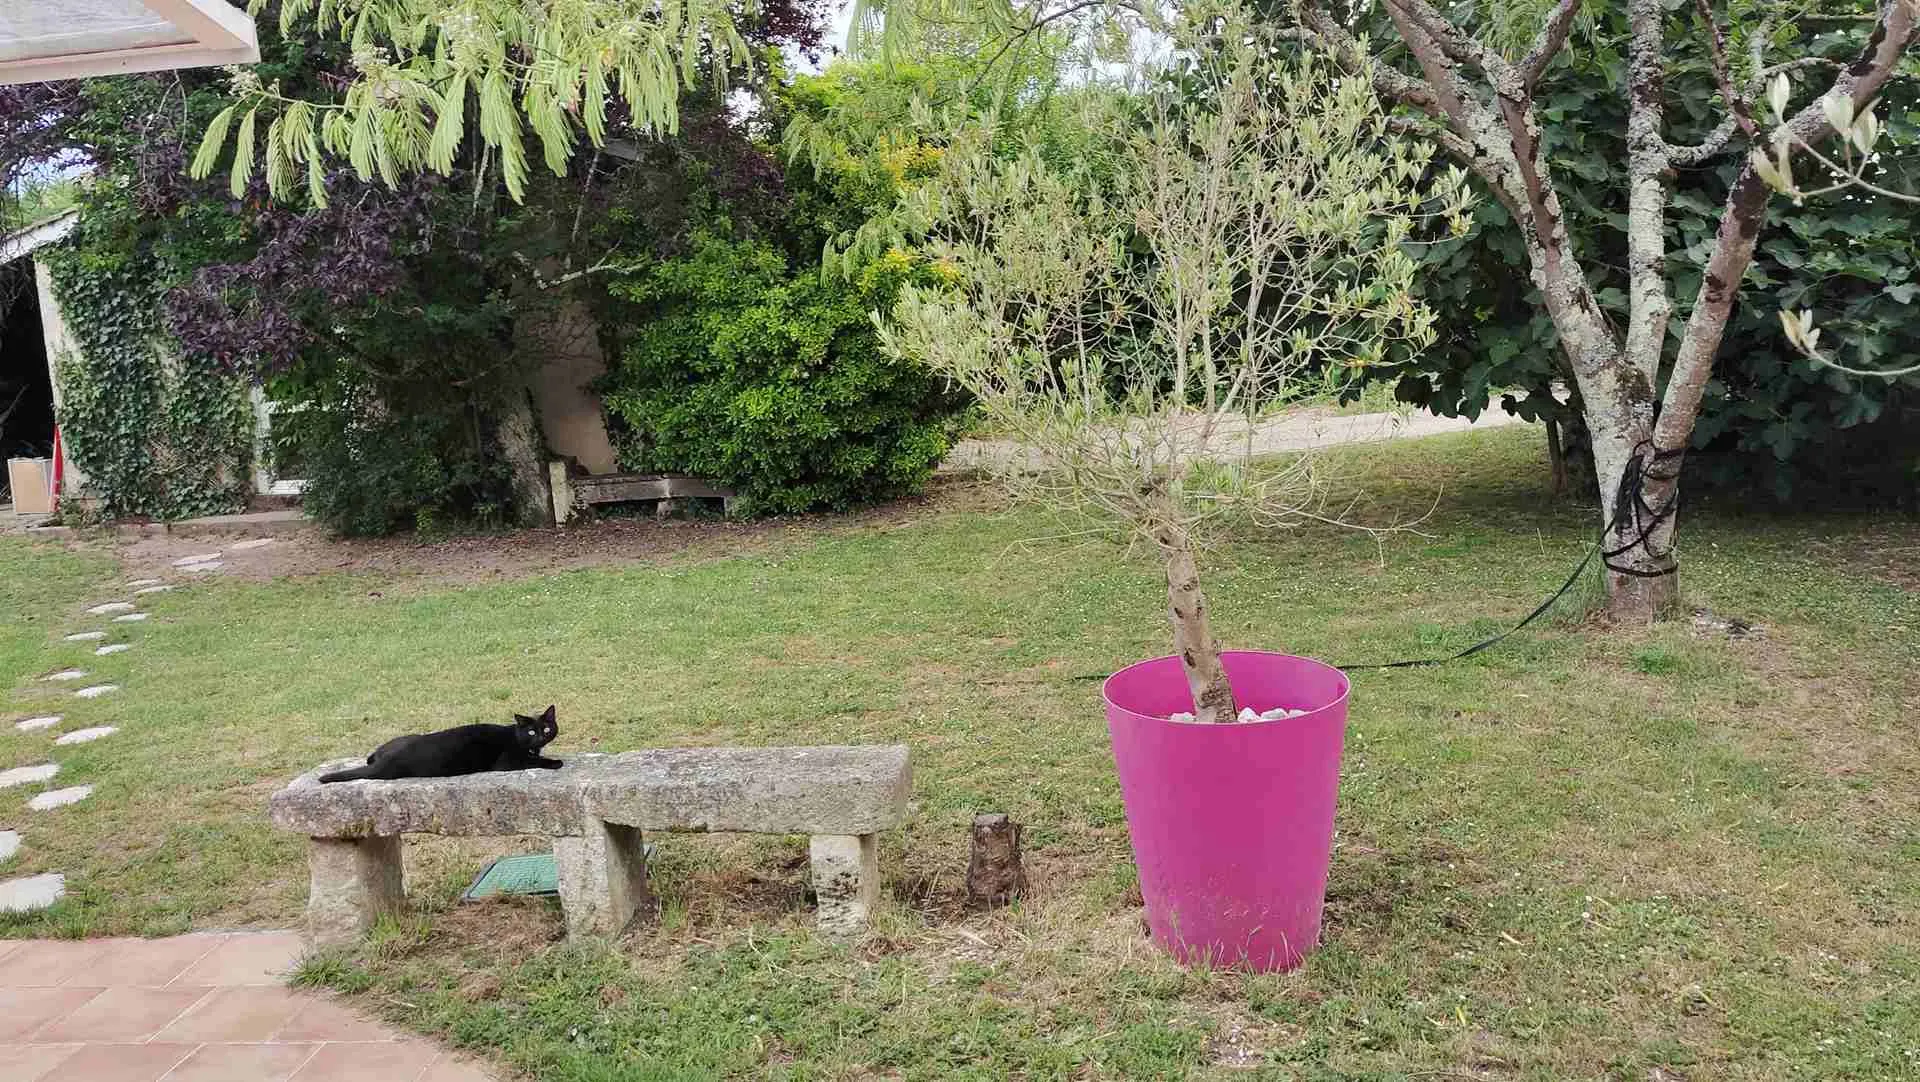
[0,0,259,85]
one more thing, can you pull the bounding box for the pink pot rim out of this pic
[1102,649,1351,726]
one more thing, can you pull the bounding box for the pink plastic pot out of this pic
[1104,650,1350,971]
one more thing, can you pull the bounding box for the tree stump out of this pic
[966,813,1028,906]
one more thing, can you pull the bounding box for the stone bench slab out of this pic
[269,744,911,946]
[270,745,910,839]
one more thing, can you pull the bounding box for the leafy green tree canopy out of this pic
[193,0,747,204]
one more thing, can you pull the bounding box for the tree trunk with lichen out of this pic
[493,387,552,527]
[1337,0,1917,625]
[1153,519,1237,723]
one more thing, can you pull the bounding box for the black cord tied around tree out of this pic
[1067,440,1688,681]
[1335,439,1684,670]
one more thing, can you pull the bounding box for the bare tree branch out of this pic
[1623,0,1672,389]
[1668,114,1742,165]
[1381,0,1517,92]
[1666,45,1850,164]
[1297,4,1443,116]
[1653,0,1919,459]
[1518,0,1582,91]
[964,0,1112,97]
[1696,0,1758,139]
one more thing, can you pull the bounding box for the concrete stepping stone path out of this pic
[54,726,116,746]
[0,871,63,912]
[186,560,225,572]
[15,560,197,928]
[21,553,204,928]
[0,764,59,788]
[29,785,92,811]
[230,537,275,550]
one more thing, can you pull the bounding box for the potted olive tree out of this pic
[879,5,1468,970]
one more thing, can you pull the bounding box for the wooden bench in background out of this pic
[269,745,911,945]
[548,463,736,525]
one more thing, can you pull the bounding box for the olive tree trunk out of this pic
[1154,521,1237,723]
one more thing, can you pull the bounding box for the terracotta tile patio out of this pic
[0,933,497,1081]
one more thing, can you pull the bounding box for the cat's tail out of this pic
[319,764,377,783]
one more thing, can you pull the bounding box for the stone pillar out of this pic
[554,819,650,941]
[548,461,576,526]
[305,835,404,947]
[810,834,879,936]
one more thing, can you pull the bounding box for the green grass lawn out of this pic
[2,427,1916,1080]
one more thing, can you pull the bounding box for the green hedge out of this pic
[600,236,968,515]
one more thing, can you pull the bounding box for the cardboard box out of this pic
[6,457,53,514]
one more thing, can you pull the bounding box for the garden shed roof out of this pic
[0,0,257,85]
[0,211,79,266]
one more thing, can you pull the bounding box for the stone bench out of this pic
[268,745,910,946]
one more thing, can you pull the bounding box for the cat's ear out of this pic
[540,705,556,724]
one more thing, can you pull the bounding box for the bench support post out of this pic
[548,461,576,526]
[810,833,878,936]
[305,835,404,947]
[555,819,650,940]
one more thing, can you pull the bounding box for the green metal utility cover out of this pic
[460,845,655,902]
[462,853,560,901]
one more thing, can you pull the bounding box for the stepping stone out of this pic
[126,578,163,588]
[63,631,107,642]
[112,613,148,623]
[230,538,275,550]
[0,872,64,912]
[173,553,223,567]
[41,670,87,682]
[55,726,117,746]
[75,684,119,698]
[0,764,59,788]
[134,584,176,595]
[95,643,132,656]
[14,716,61,733]
[185,561,225,572]
[86,602,135,615]
[29,786,92,811]
[0,830,17,863]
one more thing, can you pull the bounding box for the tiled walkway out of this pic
[0,932,496,1081]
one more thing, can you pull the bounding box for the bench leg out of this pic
[555,819,650,941]
[810,833,879,937]
[548,461,576,527]
[305,835,404,947]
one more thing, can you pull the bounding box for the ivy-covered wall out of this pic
[43,220,253,521]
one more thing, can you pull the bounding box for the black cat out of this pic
[319,705,563,783]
